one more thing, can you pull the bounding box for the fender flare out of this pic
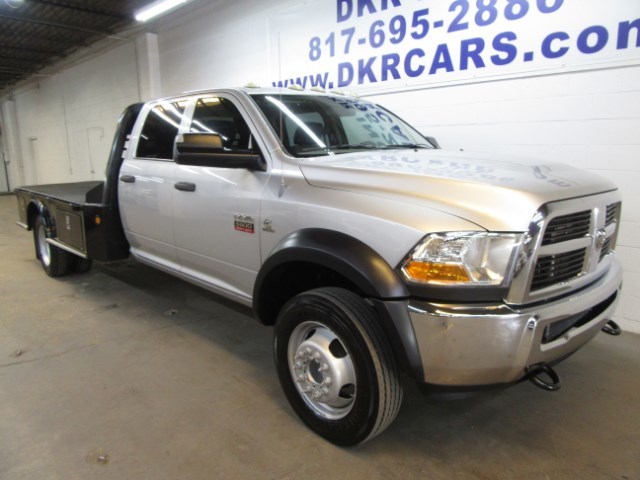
[254,229,407,315]
[254,228,424,380]
[27,200,53,230]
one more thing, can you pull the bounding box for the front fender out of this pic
[255,229,407,316]
[253,229,424,379]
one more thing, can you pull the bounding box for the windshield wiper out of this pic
[295,144,376,154]
[380,143,433,150]
[319,143,434,152]
[328,143,378,150]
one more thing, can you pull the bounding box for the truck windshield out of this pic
[250,93,433,158]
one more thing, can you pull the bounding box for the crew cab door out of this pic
[172,94,270,303]
[118,99,190,270]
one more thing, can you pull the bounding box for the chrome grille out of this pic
[531,248,586,291]
[541,210,590,246]
[507,191,622,305]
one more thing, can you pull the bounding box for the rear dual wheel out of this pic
[34,214,72,277]
[33,214,92,276]
[274,287,403,446]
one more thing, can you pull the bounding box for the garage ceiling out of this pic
[0,0,153,92]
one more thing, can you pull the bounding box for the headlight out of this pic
[400,232,524,286]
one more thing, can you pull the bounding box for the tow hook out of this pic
[601,319,622,336]
[526,364,561,392]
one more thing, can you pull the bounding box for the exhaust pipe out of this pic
[525,364,561,392]
[601,319,622,336]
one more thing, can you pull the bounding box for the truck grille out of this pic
[529,201,620,293]
[531,248,587,291]
[508,192,621,304]
[541,210,590,246]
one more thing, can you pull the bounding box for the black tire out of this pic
[274,287,403,446]
[69,255,93,274]
[33,214,72,277]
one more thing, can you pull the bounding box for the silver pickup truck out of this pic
[15,86,623,445]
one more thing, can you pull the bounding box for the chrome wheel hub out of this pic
[288,321,356,420]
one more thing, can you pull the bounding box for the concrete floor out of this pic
[0,194,639,480]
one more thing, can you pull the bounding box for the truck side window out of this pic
[136,101,187,160]
[190,97,253,150]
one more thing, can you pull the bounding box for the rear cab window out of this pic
[136,100,189,160]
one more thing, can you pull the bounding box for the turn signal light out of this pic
[403,261,471,284]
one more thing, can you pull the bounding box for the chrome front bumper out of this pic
[408,259,623,386]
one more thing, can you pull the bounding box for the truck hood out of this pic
[298,149,616,231]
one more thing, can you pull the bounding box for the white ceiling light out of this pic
[134,0,190,22]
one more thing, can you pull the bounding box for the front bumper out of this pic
[408,259,622,386]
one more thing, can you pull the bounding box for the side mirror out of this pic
[174,133,266,171]
[424,135,441,149]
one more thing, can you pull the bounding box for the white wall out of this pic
[155,0,283,93]
[0,0,638,332]
[3,42,139,185]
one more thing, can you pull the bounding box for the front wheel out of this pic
[274,287,403,446]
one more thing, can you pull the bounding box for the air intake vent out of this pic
[531,248,586,291]
[599,237,612,262]
[542,211,590,246]
[605,202,620,226]
[542,292,617,343]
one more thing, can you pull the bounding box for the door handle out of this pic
[120,175,136,183]
[175,182,196,192]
